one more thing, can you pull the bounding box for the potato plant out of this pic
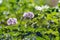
[0,0,60,40]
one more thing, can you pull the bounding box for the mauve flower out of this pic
[23,12,34,19]
[7,18,17,25]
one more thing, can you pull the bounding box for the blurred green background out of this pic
[0,0,60,40]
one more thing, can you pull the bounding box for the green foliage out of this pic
[0,0,60,40]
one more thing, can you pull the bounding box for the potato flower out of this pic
[7,18,17,25]
[23,12,34,19]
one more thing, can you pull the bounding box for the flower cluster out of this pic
[7,12,34,25]
[23,12,34,19]
[35,5,49,11]
[7,18,17,25]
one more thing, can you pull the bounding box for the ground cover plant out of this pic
[0,0,60,40]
